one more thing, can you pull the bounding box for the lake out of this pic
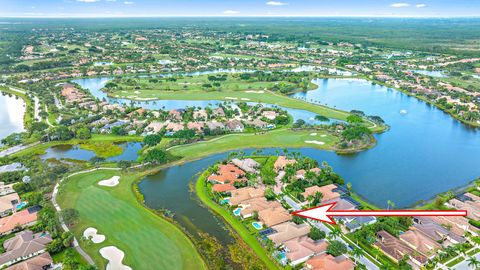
[0,92,26,143]
[40,142,142,161]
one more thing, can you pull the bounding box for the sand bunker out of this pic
[245,90,265,93]
[83,227,106,244]
[98,176,120,187]
[241,98,250,101]
[100,246,132,270]
[305,140,325,145]
[310,133,317,136]
[225,97,238,100]
[320,134,327,137]
[134,91,140,94]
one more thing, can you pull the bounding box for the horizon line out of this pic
[2,15,480,19]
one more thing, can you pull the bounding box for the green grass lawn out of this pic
[168,129,339,161]
[56,169,206,270]
[195,171,280,270]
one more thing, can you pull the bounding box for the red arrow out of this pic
[292,202,467,225]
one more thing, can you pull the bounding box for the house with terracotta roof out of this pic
[212,184,236,194]
[225,120,244,132]
[305,254,355,270]
[0,207,39,236]
[5,252,53,270]
[273,156,297,172]
[375,230,428,267]
[399,229,441,258]
[447,198,480,220]
[268,222,310,245]
[239,197,282,218]
[187,122,205,133]
[165,122,184,132]
[144,121,166,134]
[168,109,183,121]
[412,216,465,245]
[301,184,341,204]
[0,230,52,268]
[429,215,477,238]
[283,236,328,265]
[208,164,246,185]
[0,193,20,217]
[229,187,265,206]
[193,110,208,120]
[258,206,291,227]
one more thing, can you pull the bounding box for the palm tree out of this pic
[349,247,363,262]
[468,256,480,269]
[329,228,341,239]
[387,200,395,210]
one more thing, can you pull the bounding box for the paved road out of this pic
[0,142,40,158]
[282,195,380,270]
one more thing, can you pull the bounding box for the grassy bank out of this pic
[56,168,207,270]
[195,170,280,270]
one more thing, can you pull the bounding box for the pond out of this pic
[0,92,26,143]
[410,70,447,78]
[40,142,142,161]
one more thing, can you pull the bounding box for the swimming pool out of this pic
[233,208,242,216]
[277,252,287,265]
[219,197,230,205]
[15,201,27,210]
[252,222,263,230]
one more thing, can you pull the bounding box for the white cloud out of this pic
[106,0,117,2]
[76,0,100,2]
[124,1,134,4]
[416,4,426,8]
[390,3,410,8]
[266,1,288,6]
[223,10,239,15]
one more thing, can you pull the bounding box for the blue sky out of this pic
[2,0,479,18]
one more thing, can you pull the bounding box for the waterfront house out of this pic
[412,216,465,245]
[375,230,427,267]
[229,187,265,206]
[283,236,328,265]
[447,198,480,220]
[205,121,225,131]
[429,215,477,238]
[193,110,208,120]
[168,109,183,121]
[239,197,282,219]
[5,252,53,270]
[268,222,310,245]
[212,107,225,117]
[301,184,341,204]
[225,120,244,132]
[399,229,441,258]
[273,156,297,172]
[212,184,236,194]
[304,254,355,270]
[208,164,246,185]
[0,230,52,268]
[258,206,291,227]
[261,111,278,120]
[0,207,40,236]
[231,158,259,174]
[0,193,20,217]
